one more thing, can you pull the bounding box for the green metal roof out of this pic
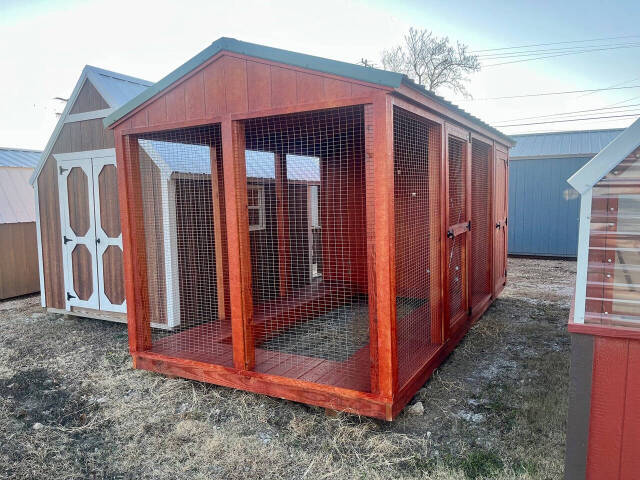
[104,37,513,145]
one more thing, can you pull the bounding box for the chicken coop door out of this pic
[494,150,508,291]
[56,151,126,313]
[446,134,471,330]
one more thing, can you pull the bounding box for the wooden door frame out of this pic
[91,153,127,314]
[443,125,472,341]
[55,150,106,310]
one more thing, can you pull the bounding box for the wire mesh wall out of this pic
[126,124,233,367]
[471,139,492,306]
[586,148,640,328]
[242,105,371,392]
[393,107,441,387]
[448,136,467,324]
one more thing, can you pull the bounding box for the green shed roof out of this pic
[104,37,512,145]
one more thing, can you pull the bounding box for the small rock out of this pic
[407,401,424,415]
[471,413,486,423]
[32,423,43,430]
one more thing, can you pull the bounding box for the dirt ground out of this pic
[0,257,575,480]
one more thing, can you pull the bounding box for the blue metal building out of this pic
[508,129,623,257]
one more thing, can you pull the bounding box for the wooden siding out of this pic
[587,336,640,479]
[139,149,167,325]
[120,54,384,132]
[0,222,39,299]
[38,118,116,309]
[70,80,109,114]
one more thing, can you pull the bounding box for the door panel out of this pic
[58,160,99,309]
[93,155,126,313]
[446,134,471,333]
[494,150,508,292]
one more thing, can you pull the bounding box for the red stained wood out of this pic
[116,132,151,353]
[270,66,297,108]
[204,60,227,117]
[324,78,352,100]
[371,94,397,399]
[131,110,148,129]
[147,97,167,126]
[134,351,390,419]
[246,61,272,112]
[223,56,248,114]
[296,71,325,104]
[165,85,186,123]
[210,147,227,322]
[620,339,640,479]
[587,336,629,479]
[184,72,205,120]
[222,120,255,370]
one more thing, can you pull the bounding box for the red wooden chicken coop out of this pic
[105,38,513,419]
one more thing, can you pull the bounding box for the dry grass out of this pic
[0,258,574,479]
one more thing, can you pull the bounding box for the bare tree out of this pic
[381,28,480,97]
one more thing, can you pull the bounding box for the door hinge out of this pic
[447,230,454,239]
[66,292,76,301]
[59,166,68,175]
[468,220,472,231]
[468,132,472,142]
[63,235,72,244]
[505,217,508,226]
[468,306,473,316]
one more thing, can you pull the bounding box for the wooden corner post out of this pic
[221,119,255,371]
[115,130,151,354]
[369,94,397,409]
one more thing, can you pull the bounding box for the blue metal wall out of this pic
[508,156,591,257]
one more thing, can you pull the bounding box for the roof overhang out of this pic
[567,117,640,194]
[103,37,513,146]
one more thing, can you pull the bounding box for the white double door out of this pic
[57,150,126,313]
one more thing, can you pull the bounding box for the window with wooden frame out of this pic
[247,184,266,231]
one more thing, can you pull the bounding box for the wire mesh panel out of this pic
[447,136,467,324]
[585,148,640,328]
[242,105,371,392]
[471,139,492,306]
[126,124,233,367]
[393,107,441,387]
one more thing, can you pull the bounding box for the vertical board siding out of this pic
[620,339,640,479]
[0,223,40,299]
[70,80,109,114]
[118,55,386,132]
[508,156,590,257]
[587,336,629,479]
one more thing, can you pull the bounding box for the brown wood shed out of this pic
[30,67,154,322]
[0,149,41,300]
[105,38,514,419]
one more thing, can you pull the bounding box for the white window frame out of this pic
[248,184,266,232]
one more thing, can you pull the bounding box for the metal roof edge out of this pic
[510,153,597,160]
[510,127,625,138]
[103,37,512,147]
[104,37,404,129]
[399,77,514,146]
[567,117,640,193]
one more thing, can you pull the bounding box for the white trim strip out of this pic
[54,148,115,162]
[65,108,114,124]
[573,189,592,324]
[34,183,46,307]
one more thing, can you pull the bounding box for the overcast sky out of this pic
[1,0,640,150]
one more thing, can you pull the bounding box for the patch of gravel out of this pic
[0,258,573,479]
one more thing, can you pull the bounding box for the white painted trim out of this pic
[161,171,181,328]
[54,148,115,163]
[573,188,592,324]
[92,155,127,314]
[57,156,101,310]
[65,108,114,124]
[568,117,640,194]
[34,182,46,307]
